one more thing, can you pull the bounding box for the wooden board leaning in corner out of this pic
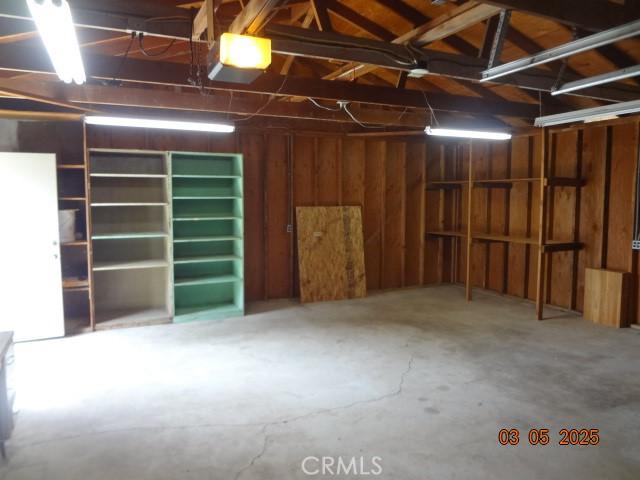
[296,206,367,303]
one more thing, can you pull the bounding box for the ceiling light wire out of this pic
[342,102,409,129]
[307,97,342,111]
[234,74,290,122]
[138,33,177,57]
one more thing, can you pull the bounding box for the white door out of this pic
[0,152,65,341]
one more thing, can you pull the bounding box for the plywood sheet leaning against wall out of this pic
[296,206,366,303]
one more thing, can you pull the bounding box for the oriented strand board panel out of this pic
[584,268,633,328]
[296,206,366,303]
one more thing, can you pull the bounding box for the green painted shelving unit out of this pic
[170,152,244,322]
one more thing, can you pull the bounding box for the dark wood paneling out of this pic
[382,142,406,289]
[265,134,291,299]
[405,141,426,286]
[364,140,385,290]
[240,133,266,301]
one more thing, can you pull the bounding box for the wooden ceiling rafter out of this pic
[0,45,549,118]
[476,0,639,32]
[306,0,523,111]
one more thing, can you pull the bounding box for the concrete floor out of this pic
[1,285,640,480]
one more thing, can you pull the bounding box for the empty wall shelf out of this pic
[86,149,245,329]
[89,149,173,329]
[171,151,244,323]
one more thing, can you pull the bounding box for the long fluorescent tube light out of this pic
[552,65,640,96]
[481,18,640,83]
[534,99,640,127]
[85,116,235,133]
[425,126,511,140]
[26,0,86,85]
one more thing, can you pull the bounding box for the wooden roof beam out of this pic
[0,79,432,128]
[0,0,195,39]
[264,25,640,102]
[0,44,548,117]
[412,1,502,47]
[314,2,500,81]
[476,0,638,32]
[228,0,290,35]
[310,0,333,32]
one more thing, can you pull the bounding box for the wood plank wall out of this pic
[86,127,429,303]
[432,120,640,323]
[85,121,639,323]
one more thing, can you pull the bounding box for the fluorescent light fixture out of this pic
[26,0,86,85]
[584,114,619,124]
[534,99,640,127]
[84,116,235,133]
[425,126,511,140]
[481,18,640,83]
[552,65,640,96]
[219,33,272,70]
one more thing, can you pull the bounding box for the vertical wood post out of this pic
[466,141,474,301]
[83,123,96,331]
[536,129,548,320]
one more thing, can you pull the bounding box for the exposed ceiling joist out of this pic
[0,83,96,113]
[486,9,511,69]
[374,0,429,26]
[265,25,640,102]
[481,18,640,82]
[476,0,638,32]
[192,0,215,44]
[310,0,333,32]
[324,0,395,41]
[228,0,289,35]
[317,2,500,82]
[0,79,431,128]
[0,44,547,118]
[0,0,194,39]
[412,1,501,46]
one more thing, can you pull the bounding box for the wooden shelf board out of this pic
[173,215,240,221]
[173,235,242,243]
[470,177,585,188]
[174,303,243,322]
[173,174,241,179]
[63,277,89,289]
[174,255,242,265]
[426,230,467,238]
[90,173,167,178]
[543,241,584,252]
[63,286,90,292]
[57,164,85,170]
[91,202,168,207]
[175,274,242,287]
[427,180,466,190]
[92,232,168,240]
[59,196,86,201]
[545,177,586,187]
[472,233,537,245]
[62,240,87,246]
[93,259,169,271]
[173,196,241,200]
[94,308,171,330]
